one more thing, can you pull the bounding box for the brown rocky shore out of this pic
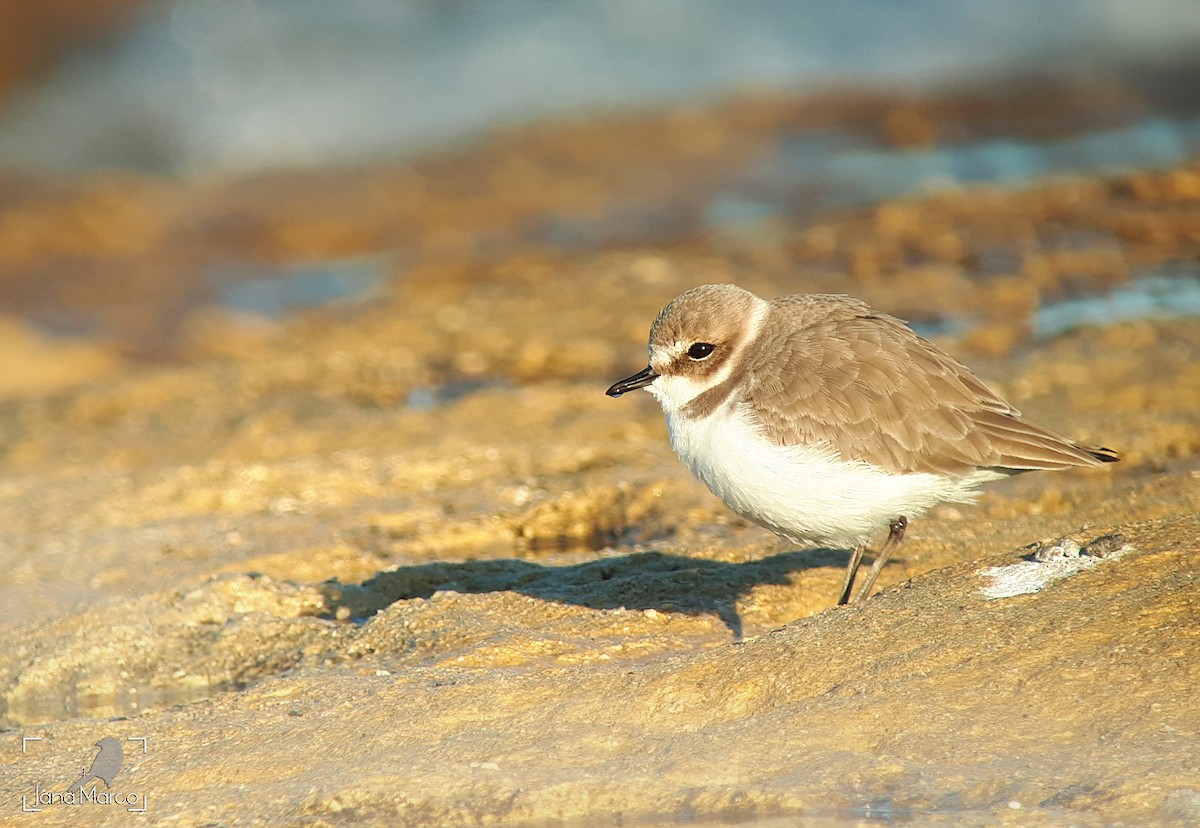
[1,80,1198,826]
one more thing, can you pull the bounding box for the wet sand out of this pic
[1,79,1199,825]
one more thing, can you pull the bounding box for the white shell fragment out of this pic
[979,533,1133,600]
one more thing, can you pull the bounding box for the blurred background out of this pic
[2,0,1200,174]
[0,0,1198,378]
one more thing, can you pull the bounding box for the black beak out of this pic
[606,366,658,397]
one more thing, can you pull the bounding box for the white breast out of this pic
[660,400,994,549]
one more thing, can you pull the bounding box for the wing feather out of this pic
[741,296,1112,476]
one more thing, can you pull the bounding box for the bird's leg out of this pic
[853,516,908,603]
[838,544,866,605]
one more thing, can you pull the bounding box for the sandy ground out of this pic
[1,80,1199,825]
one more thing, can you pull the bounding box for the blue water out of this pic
[1034,265,1200,338]
[700,117,1200,229]
[905,265,1200,341]
[0,0,1197,174]
[212,256,389,318]
[795,118,1200,207]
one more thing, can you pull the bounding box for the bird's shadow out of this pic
[323,547,851,639]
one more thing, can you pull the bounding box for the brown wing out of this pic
[741,295,1116,476]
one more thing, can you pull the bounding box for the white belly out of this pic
[663,404,992,549]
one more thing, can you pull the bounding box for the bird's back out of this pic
[740,294,1118,476]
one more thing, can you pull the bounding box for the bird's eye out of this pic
[687,342,715,360]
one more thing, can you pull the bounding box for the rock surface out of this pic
[2,81,1199,825]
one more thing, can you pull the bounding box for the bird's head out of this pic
[606,284,767,412]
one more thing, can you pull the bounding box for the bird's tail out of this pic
[66,772,95,796]
[1085,444,1120,463]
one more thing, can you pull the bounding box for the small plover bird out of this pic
[606,284,1118,604]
